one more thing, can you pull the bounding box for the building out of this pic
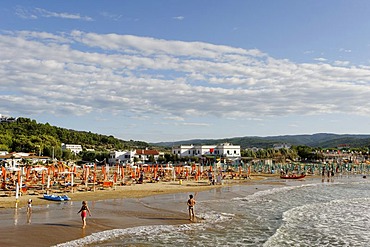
[61,143,83,154]
[108,149,163,164]
[0,114,16,123]
[273,143,291,150]
[0,152,50,167]
[245,147,263,153]
[172,143,241,159]
[337,144,350,150]
[108,150,136,164]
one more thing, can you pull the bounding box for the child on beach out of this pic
[187,194,196,221]
[77,201,92,228]
[27,199,32,214]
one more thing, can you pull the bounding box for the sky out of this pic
[1,0,370,143]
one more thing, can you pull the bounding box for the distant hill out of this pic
[0,117,151,156]
[153,133,370,149]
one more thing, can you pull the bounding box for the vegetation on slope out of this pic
[0,117,150,160]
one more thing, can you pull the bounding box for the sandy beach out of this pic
[0,176,280,247]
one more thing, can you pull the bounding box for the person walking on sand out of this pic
[27,199,32,214]
[187,194,196,221]
[77,201,92,228]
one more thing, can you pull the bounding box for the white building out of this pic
[108,150,136,164]
[108,149,163,165]
[245,147,263,152]
[172,143,241,159]
[0,152,50,167]
[61,143,83,154]
[0,114,16,123]
[273,143,291,150]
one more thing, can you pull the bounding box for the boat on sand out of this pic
[43,194,71,201]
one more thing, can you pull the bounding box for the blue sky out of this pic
[1,0,370,143]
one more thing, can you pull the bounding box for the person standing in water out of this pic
[77,201,92,228]
[27,199,32,214]
[187,194,196,221]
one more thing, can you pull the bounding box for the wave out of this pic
[54,209,234,247]
[263,197,370,247]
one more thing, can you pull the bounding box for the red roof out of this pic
[135,149,159,155]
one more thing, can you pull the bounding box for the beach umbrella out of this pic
[93,171,96,183]
[86,166,90,185]
[2,166,7,179]
[102,166,107,181]
[121,166,125,179]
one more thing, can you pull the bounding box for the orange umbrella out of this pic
[85,167,90,182]
[26,167,30,180]
[121,166,125,179]
[113,172,117,183]
[41,171,45,184]
[2,166,6,179]
[102,166,106,181]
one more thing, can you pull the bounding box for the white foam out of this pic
[54,209,234,247]
[263,197,370,247]
[233,182,322,203]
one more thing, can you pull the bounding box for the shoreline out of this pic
[0,174,320,247]
[0,175,275,209]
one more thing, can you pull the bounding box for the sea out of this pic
[58,175,370,247]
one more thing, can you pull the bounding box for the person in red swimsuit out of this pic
[77,201,92,228]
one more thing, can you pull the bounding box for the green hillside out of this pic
[154,133,370,149]
[0,117,150,159]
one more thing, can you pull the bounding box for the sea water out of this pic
[57,176,370,247]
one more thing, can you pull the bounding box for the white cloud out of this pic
[180,122,211,127]
[15,6,93,21]
[173,16,184,20]
[314,57,327,62]
[1,30,370,125]
[100,12,123,21]
[339,48,352,53]
[333,60,350,66]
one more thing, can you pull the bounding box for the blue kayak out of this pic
[43,194,65,201]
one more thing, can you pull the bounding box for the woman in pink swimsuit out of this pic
[77,201,92,228]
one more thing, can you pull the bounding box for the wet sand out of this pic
[0,196,193,247]
[0,175,308,247]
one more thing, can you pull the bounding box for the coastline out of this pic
[0,174,318,247]
[0,177,262,209]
